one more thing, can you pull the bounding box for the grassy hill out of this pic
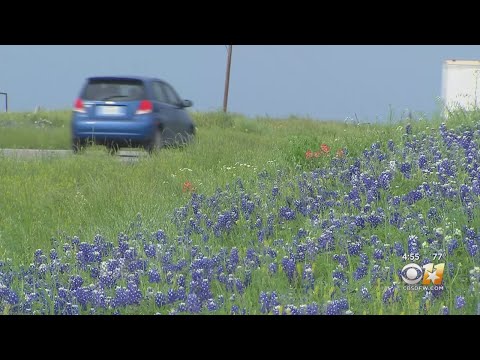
[0,109,479,314]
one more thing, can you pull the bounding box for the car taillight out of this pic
[73,98,86,113]
[136,100,153,115]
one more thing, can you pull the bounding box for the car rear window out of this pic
[82,78,146,101]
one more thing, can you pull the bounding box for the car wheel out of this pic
[106,142,119,155]
[145,127,163,154]
[72,138,84,154]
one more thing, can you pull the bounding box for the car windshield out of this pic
[82,79,145,101]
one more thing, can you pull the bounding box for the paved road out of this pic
[0,149,147,162]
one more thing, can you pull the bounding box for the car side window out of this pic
[161,83,181,106]
[152,82,169,103]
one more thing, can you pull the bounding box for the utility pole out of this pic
[0,92,7,112]
[223,45,233,113]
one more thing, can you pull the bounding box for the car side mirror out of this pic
[181,99,193,108]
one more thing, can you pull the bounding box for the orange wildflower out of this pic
[182,181,195,192]
[320,143,330,153]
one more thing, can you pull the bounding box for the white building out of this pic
[442,59,480,116]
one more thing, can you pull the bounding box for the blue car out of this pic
[71,76,196,153]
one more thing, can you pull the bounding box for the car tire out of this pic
[106,142,119,155]
[145,127,163,154]
[72,138,84,154]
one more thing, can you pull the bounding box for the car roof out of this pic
[86,76,164,83]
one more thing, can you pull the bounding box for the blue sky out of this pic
[0,45,479,121]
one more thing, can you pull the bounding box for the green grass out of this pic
[0,109,411,261]
[1,108,479,314]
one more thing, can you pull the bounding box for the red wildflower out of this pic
[182,181,195,192]
[320,143,330,153]
[313,151,321,158]
[305,150,313,159]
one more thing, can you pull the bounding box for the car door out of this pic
[161,82,193,141]
[150,81,180,144]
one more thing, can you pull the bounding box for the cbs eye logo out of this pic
[401,263,445,285]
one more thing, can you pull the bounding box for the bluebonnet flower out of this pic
[359,252,370,266]
[155,292,167,307]
[34,249,43,264]
[144,243,156,258]
[281,256,296,281]
[370,235,381,246]
[418,154,428,170]
[407,235,420,255]
[403,190,423,205]
[279,206,296,221]
[265,247,277,259]
[229,248,239,270]
[383,284,398,304]
[148,269,161,283]
[303,265,315,291]
[71,236,80,247]
[259,291,270,314]
[353,266,368,280]
[333,254,349,268]
[392,196,401,207]
[245,248,260,268]
[0,286,19,305]
[187,293,201,313]
[378,171,393,190]
[367,213,383,227]
[427,207,440,224]
[49,249,58,261]
[400,162,411,178]
[472,180,480,196]
[74,287,92,309]
[360,287,371,301]
[69,275,84,291]
[465,238,478,257]
[366,189,380,204]
[268,262,277,275]
[318,231,335,251]
[455,296,466,309]
[235,279,244,295]
[272,186,280,197]
[64,303,79,315]
[257,229,265,244]
[304,302,318,315]
[207,299,218,312]
[176,287,186,301]
[437,158,456,178]
[167,288,177,304]
[465,227,476,239]
[284,304,299,315]
[177,274,186,288]
[325,298,349,315]
[394,242,405,257]
[370,264,382,283]
[447,238,458,255]
[199,278,213,300]
[354,216,365,229]
[225,275,235,292]
[373,248,384,260]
